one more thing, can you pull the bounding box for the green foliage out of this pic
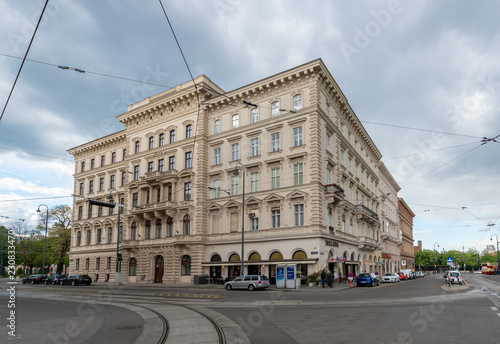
[16,267,23,276]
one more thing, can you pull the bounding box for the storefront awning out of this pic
[201,258,318,267]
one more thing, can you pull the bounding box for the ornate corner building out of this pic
[67,59,402,284]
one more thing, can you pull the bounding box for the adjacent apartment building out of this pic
[398,198,415,270]
[68,59,395,284]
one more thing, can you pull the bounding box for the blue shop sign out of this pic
[277,267,284,280]
[286,266,295,280]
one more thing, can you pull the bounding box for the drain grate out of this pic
[115,325,142,331]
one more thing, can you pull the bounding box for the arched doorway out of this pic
[154,255,164,283]
[247,252,261,275]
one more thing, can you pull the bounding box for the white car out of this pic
[381,273,400,283]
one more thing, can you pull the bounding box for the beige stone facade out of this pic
[398,197,415,270]
[378,162,402,273]
[68,59,391,284]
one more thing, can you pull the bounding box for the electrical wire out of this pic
[0,170,65,190]
[382,141,481,161]
[0,196,71,203]
[361,120,484,139]
[0,145,73,162]
[0,1,49,123]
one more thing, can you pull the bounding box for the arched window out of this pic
[183,215,190,235]
[249,252,261,261]
[292,250,307,260]
[131,222,137,240]
[129,258,137,276]
[167,217,173,237]
[229,254,240,262]
[269,251,283,260]
[211,254,222,262]
[156,219,162,238]
[181,255,191,275]
[186,124,192,139]
[145,220,151,239]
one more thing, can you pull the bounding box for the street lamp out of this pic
[233,162,245,276]
[490,234,499,275]
[36,204,49,274]
[88,192,122,285]
[433,242,439,272]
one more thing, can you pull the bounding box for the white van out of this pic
[401,269,413,280]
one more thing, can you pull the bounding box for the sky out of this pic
[0,0,499,253]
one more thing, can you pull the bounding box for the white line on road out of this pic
[491,307,498,311]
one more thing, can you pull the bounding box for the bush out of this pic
[306,274,318,283]
[16,267,23,276]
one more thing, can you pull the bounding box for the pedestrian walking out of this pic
[328,272,334,288]
[321,269,326,288]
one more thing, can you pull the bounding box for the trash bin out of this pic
[194,274,209,284]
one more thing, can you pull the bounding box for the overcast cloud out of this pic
[0,0,499,252]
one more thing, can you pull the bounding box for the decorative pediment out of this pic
[224,200,241,208]
[286,190,309,200]
[207,203,222,211]
[178,170,194,179]
[263,193,284,202]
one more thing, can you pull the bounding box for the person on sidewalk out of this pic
[328,271,334,288]
[321,269,326,288]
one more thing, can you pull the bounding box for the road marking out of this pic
[497,313,500,318]
[491,307,498,311]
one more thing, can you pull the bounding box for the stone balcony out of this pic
[325,183,345,204]
[355,204,379,224]
[358,236,380,251]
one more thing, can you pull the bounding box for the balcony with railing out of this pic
[325,184,345,203]
[358,236,379,251]
[355,204,379,223]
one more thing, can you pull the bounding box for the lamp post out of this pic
[233,162,245,276]
[36,204,49,274]
[108,190,122,285]
[433,242,439,272]
[490,234,499,275]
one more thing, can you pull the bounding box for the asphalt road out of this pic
[2,273,500,344]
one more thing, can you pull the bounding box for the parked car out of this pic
[22,274,47,284]
[416,271,425,278]
[45,275,67,285]
[356,273,379,287]
[381,273,400,283]
[443,270,463,285]
[398,272,408,280]
[401,269,414,279]
[224,275,270,291]
[60,274,92,286]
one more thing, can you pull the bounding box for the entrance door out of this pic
[154,255,164,283]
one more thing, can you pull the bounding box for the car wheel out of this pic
[22,280,25,284]
[248,284,255,291]
[370,281,374,287]
[72,281,76,286]
[31,280,35,285]
[225,284,232,291]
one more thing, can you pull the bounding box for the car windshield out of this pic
[383,274,392,276]
[261,276,269,281]
[450,272,459,277]
[359,273,370,277]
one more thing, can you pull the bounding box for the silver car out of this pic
[381,273,400,283]
[224,275,270,291]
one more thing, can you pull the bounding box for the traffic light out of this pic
[88,199,116,208]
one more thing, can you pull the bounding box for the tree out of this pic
[11,222,42,274]
[38,205,72,274]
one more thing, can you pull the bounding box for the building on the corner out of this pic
[377,162,402,273]
[67,59,391,284]
[398,198,415,270]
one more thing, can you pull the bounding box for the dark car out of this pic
[22,274,47,284]
[45,275,67,285]
[356,273,379,287]
[60,274,92,286]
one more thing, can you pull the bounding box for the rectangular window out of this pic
[293,94,303,111]
[214,120,221,134]
[271,209,280,229]
[98,206,102,217]
[87,205,92,219]
[76,259,80,270]
[159,133,164,146]
[135,141,140,154]
[271,101,280,117]
[157,187,161,203]
[342,215,345,232]
[250,217,259,230]
[231,176,239,195]
[186,124,192,138]
[101,155,105,167]
[110,175,115,189]
[184,182,192,201]
[107,228,112,243]
[90,158,95,169]
[294,203,304,226]
[185,152,192,169]
[326,168,331,185]
[230,213,238,232]
[146,190,150,204]
[326,134,330,151]
[328,207,332,228]
[169,156,175,170]
[99,178,104,191]
[86,230,91,245]
[79,183,84,195]
[250,172,258,192]
[120,198,124,214]
[271,133,280,152]
[149,137,154,150]
[231,143,239,161]
[326,103,330,117]
[294,163,303,186]
[76,232,81,246]
[212,213,220,234]
[89,180,94,193]
[132,193,138,207]
[85,258,89,270]
[96,257,100,269]
[271,168,280,189]
[123,148,126,160]
[169,130,176,143]
[293,127,303,146]
[213,179,220,199]
[232,114,239,129]
[134,165,139,181]
[158,159,164,172]
[106,256,111,269]
[121,171,126,186]
[213,148,221,165]
[81,161,85,172]
[167,185,172,201]
[108,205,113,216]
[78,206,82,220]
[148,161,154,173]
[251,108,258,123]
[250,138,259,156]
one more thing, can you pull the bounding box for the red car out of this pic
[398,272,407,280]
